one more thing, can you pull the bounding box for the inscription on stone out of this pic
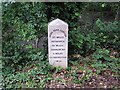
[48,18,68,68]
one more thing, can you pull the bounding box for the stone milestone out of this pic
[48,18,68,68]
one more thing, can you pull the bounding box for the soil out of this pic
[44,65,120,88]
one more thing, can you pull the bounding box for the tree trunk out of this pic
[115,2,120,21]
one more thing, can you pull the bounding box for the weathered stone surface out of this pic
[48,18,68,68]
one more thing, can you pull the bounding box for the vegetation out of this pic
[2,2,120,88]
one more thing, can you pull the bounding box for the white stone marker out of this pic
[48,18,68,68]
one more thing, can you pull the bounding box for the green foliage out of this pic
[82,3,118,12]
[2,2,120,88]
[92,48,120,74]
[69,29,84,54]
[68,19,120,56]
[71,63,93,84]
[2,3,48,70]
[14,19,37,41]
[96,19,119,32]
[3,60,53,88]
[96,19,120,50]
[91,60,107,74]
[27,49,45,61]
[92,48,110,60]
